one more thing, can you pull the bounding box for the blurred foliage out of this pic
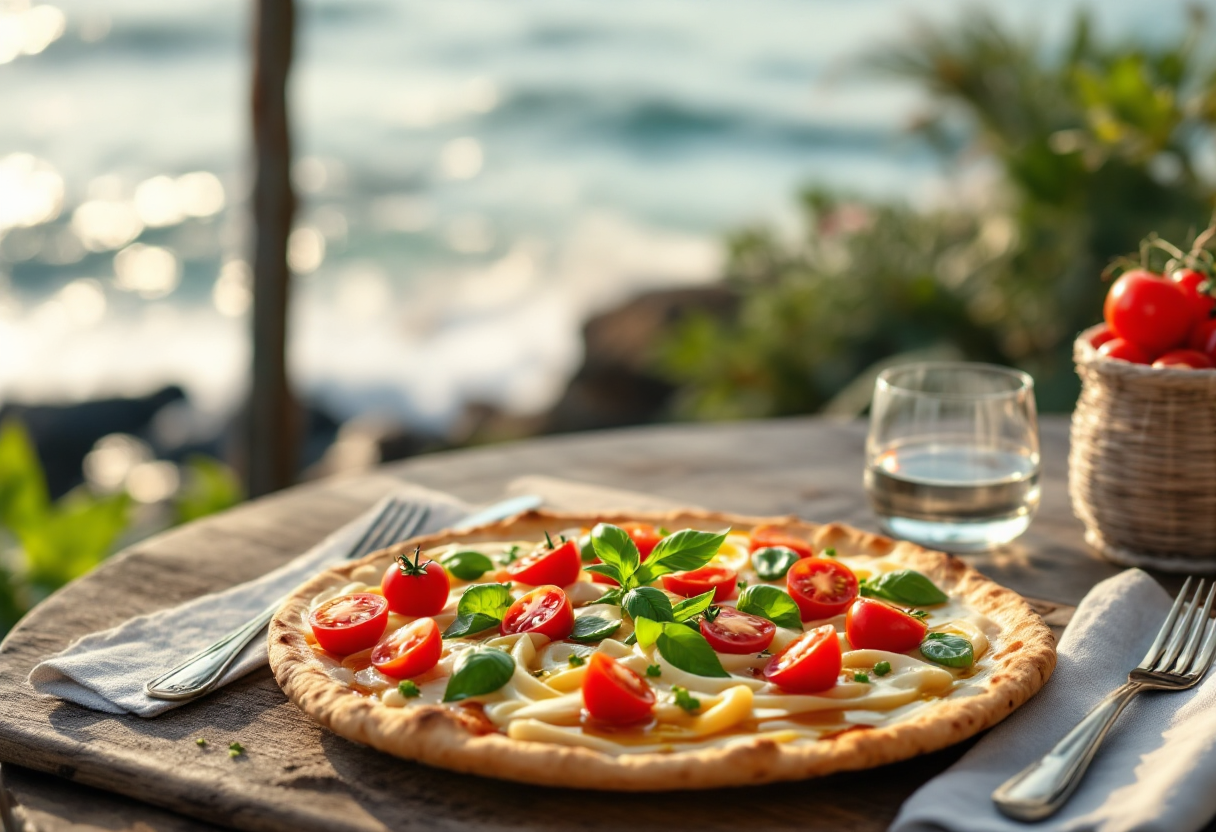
[658,8,1216,417]
[0,420,243,635]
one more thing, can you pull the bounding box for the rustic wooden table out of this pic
[0,416,1153,832]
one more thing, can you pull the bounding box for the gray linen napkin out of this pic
[892,568,1216,832]
[28,485,469,717]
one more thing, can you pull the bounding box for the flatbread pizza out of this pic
[268,510,1055,790]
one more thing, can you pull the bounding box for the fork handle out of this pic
[144,598,284,701]
[992,681,1142,821]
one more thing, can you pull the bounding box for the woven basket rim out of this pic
[1074,325,1216,385]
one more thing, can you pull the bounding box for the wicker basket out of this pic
[1070,325,1216,572]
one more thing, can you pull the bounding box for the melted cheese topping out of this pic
[303,532,999,753]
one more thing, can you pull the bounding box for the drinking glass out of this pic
[864,362,1040,553]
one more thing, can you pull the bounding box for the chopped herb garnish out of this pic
[873,661,892,677]
[398,680,421,698]
[500,545,521,565]
[756,650,773,658]
[908,609,930,621]
[658,526,671,536]
[823,547,837,557]
[544,530,556,549]
[702,605,722,623]
[195,737,207,747]
[853,672,870,684]
[568,654,586,668]
[646,664,662,677]
[736,579,748,590]
[228,741,245,757]
[672,685,701,713]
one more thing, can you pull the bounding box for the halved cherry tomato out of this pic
[1104,269,1192,354]
[370,617,441,679]
[748,524,815,558]
[582,652,655,724]
[1086,325,1117,349]
[1188,318,1216,357]
[845,598,927,653]
[1153,349,1213,369]
[787,558,858,621]
[1170,267,1215,323]
[1097,338,1150,365]
[622,523,662,558]
[763,625,842,693]
[507,538,581,587]
[501,585,574,640]
[700,607,775,654]
[382,547,450,617]
[309,593,388,655]
[662,564,738,602]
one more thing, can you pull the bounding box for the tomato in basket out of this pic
[1103,269,1193,355]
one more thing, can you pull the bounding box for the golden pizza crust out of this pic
[268,509,1056,790]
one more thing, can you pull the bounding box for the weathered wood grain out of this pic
[0,417,1149,832]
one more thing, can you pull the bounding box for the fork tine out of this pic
[1175,582,1216,675]
[1189,609,1216,681]
[1140,577,1193,670]
[344,498,404,562]
[374,504,429,553]
[1156,580,1204,672]
[356,503,416,559]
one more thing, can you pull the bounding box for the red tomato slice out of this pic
[501,585,574,640]
[582,652,655,724]
[1097,338,1150,365]
[1170,267,1215,323]
[749,524,815,558]
[844,598,928,653]
[786,558,859,621]
[507,538,582,587]
[1153,349,1213,369]
[699,607,775,654]
[662,564,738,602]
[382,551,450,617]
[309,593,388,655]
[1103,269,1193,354]
[621,523,662,558]
[370,617,441,679]
[763,625,842,693]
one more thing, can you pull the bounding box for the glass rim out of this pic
[875,361,1034,401]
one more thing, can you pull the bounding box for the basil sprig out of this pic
[585,524,728,595]
[622,588,714,644]
[440,550,495,581]
[633,617,729,677]
[736,585,803,629]
[751,546,800,581]
[860,570,948,606]
[569,615,622,643]
[919,633,974,667]
[442,583,512,639]
[442,647,515,702]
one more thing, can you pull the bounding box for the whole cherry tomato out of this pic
[662,564,738,602]
[749,524,815,558]
[786,558,859,621]
[309,593,388,655]
[699,607,775,654]
[763,625,842,693]
[501,585,574,640]
[1103,269,1193,354]
[1152,349,1213,370]
[621,523,662,558]
[1187,318,1216,357]
[1170,267,1215,323]
[845,598,928,653]
[507,536,581,587]
[370,617,442,679]
[582,652,655,724]
[1097,338,1150,365]
[382,547,450,617]
[1086,325,1117,349]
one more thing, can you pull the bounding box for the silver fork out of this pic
[144,499,430,701]
[993,577,1216,821]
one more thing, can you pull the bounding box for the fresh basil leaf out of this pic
[440,550,495,581]
[569,616,622,643]
[442,648,515,702]
[623,586,675,623]
[635,528,728,584]
[751,546,800,581]
[672,590,716,622]
[861,570,949,606]
[919,633,974,667]
[577,533,597,563]
[583,563,623,584]
[633,616,664,650]
[456,583,513,617]
[442,612,502,639]
[656,624,730,677]
[590,523,640,584]
[593,588,624,606]
[736,585,803,630]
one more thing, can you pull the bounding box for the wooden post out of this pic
[247,0,297,497]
